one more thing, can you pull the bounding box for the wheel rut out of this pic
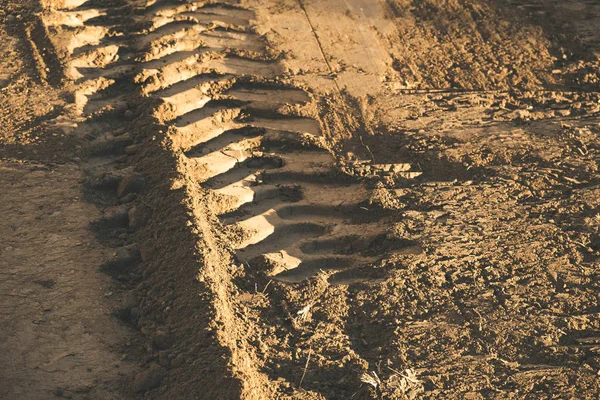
[39,0,421,285]
[139,4,420,284]
[37,0,423,396]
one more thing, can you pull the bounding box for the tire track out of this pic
[40,0,424,286]
[127,1,422,284]
[37,0,424,396]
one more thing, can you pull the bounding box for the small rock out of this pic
[124,110,134,120]
[6,15,16,23]
[133,365,167,392]
[117,174,145,198]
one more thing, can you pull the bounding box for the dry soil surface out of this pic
[0,2,139,399]
[2,0,600,399]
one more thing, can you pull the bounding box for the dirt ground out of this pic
[1,0,600,399]
[0,1,140,399]
[0,162,138,399]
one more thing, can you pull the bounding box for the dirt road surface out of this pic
[1,0,600,399]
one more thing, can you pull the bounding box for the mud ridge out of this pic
[38,0,264,397]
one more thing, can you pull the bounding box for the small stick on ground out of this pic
[261,280,273,294]
[298,346,313,389]
[474,309,484,332]
[359,136,375,163]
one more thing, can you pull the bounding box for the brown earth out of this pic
[1,0,600,399]
[0,3,139,400]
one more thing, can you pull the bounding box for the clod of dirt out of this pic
[128,204,150,231]
[152,329,173,350]
[115,293,139,322]
[102,244,141,275]
[158,351,171,368]
[508,109,532,120]
[117,174,145,198]
[89,134,134,157]
[91,173,123,191]
[121,292,138,310]
[133,364,167,393]
[125,144,141,155]
[124,110,134,120]
[115,245,140,262]
[102,206,129,228]
[138,243,156,264]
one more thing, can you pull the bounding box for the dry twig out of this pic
[298,347,313,389]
